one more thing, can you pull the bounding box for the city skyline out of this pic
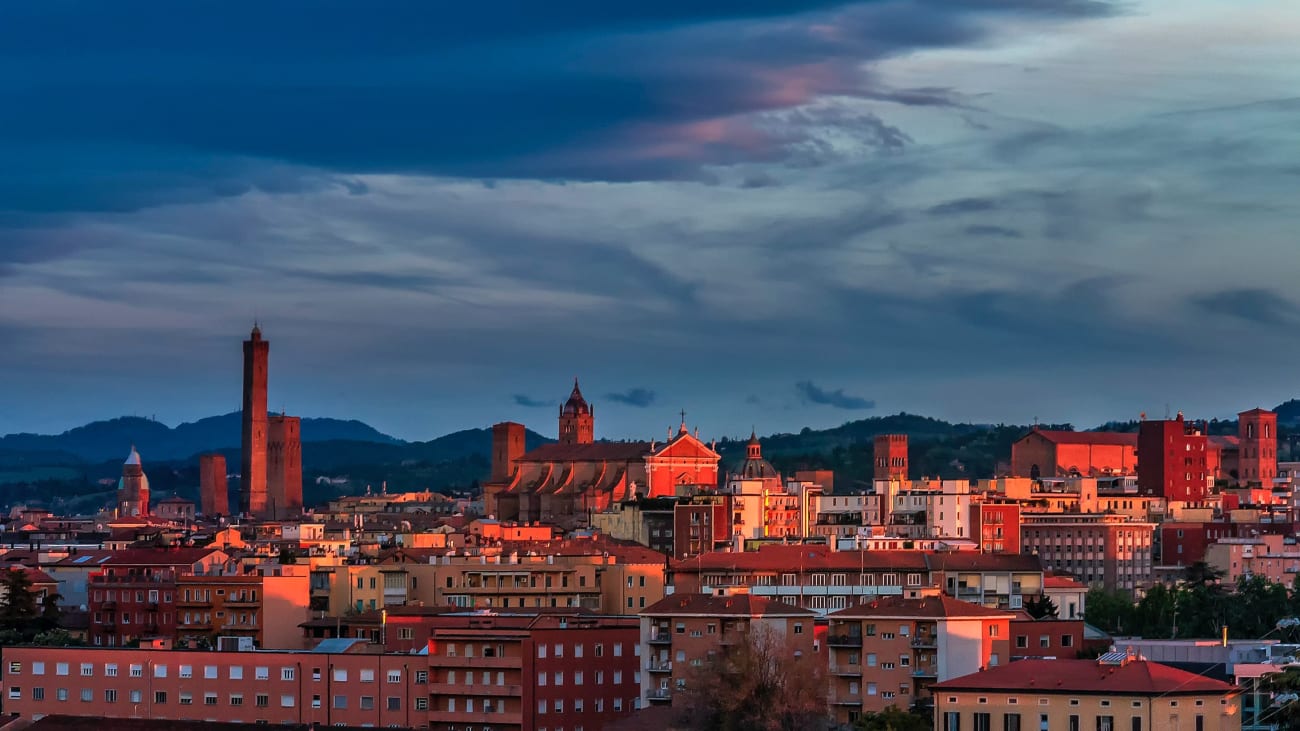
[4,0,1300,441]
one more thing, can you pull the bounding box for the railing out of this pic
[911,635,936,648]
[646,661,673,672]
[646,689,672,702]
[826,633,862,647]
[829,664,861,676]
[912,665,938,677]
[648,634,672,645]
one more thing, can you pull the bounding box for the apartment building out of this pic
[88,548,231,647]
[811,493,882,542]
[925,553,1045,611]
[639,590,816,708]
[312,539,668,616]
[4,614,642,731]
[175,565,310,649]
[825,593,1013,723]
[1020,513,1155,592]
[933,653,1242,731]
[427,613,640,731]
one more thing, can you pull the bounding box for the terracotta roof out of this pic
[828,594,1013,620]
[932,658,1239,696]
[101,547,223,566]
[642,592,815,617]
[518,442,653,463]
[1044,575,1087,589]
[27,716,376,731]
[1239,408,1273,416]
[1024,430,1138,447]
[925,553,1043,573]
[671,545,929,572]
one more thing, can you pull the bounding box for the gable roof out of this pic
[519,442,653,463]
[828,594,1013,620]
[671,545,930,573]
[932,658,1238,696]
[642,592,815,617]
[1024,430,1138,447]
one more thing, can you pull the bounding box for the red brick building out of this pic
[267,414,302,518]
[240,325,269,517]
[1010,428,1137,479]
[672,495,729,559]
[874,435,909,481]
[1138,414,1210,502]
[199,454,229,517]
[484,382,720,529]
[1237,408,1278,486]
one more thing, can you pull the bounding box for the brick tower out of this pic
[268,414,303,517]
[874,434,909,481]
[1238,408,1278,485]
[240,325,269,516]
[558,378,594,445]
[117,445,150,517]
[491,421,526,482]
[199,453,229,516]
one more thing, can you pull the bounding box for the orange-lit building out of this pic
[874,434,909,481]
[1138,414,1211,503]
[970,501,1020,554]
[826,593,1013,722]
[1010,428,1137,479]
[175,566,311,649]
[88,548,230,647]
[1237,408,1278,486]
[639,590,816,707]
[484,382,721,528]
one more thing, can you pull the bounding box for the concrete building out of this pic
[826,592,1013,723]
[932,653,1242,731]
[1021,513,1155,593]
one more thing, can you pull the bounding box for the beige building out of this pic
[932,654,1241,731]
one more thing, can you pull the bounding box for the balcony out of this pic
[646,661,673,673]
[427,710,523,726]
[831,694,864,706]
[826,633,862,647]
[912,665,938,678]
[646,689,673,703]
[648,633,673,646]
[442,655,520,669]
[100,600,117,610]
[830,664,861,676]
[428,682,522,697]
[910,635,936,648]
[225,595,258,607]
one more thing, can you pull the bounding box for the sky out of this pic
[3,0,1300,442]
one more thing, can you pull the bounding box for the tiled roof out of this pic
[1025,430,1137,447]
[1044,574,1087,589]
[102,547,222,566]
[932,658,1238,695]
[671,545,930,572]
[828,594,1013,620]
[642,592,815,617]
[518,442,653,463]
[925,553,1043,573]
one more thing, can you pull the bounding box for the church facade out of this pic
[483,380,721,529]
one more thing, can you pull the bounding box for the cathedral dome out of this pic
[562,378,591,416]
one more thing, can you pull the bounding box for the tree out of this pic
[674,625,831,731]
[277,547,299,565]
[854,706,930,731]
[0,568,38,629]
[1083,587,1134,635]
[1024,595,1059,620]
[1259,666,1300,731]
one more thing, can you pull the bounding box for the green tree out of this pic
[0,568,38,628]
[854,705,930,731]
[674,626,831,731]
[1083,587,1134,635]
[1024,595,1059,620]
[277,547,299,565]
[1259,666,1300,731]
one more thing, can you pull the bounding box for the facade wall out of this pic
[1139,418,1210,503]
[240,330,269,517]
[874,435,909,481]
[1021,518,1155,593]
[267,415,302,518]
[935,691,1241,731]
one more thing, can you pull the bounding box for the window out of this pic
[256,666,270,680]
[281,667,295,681]
[538,644,547,659]
[154,691,167,705]
[204,665,218,679]
[282,695,296,708]
[943,712,961,731]
[80,664,93,677]
[1040,636,1050,648]
[398,627,413,640]
[360,669,375,683]
[360,696,374,711]
[230,694,244,706]
[414,670,428,684]
[387,696,401,711]
[333,695,347,709]
[32,687,45,701]
[180,693,194,706]
[974,713,991,731]
[32,662,44,676]
[387,670,402,683]
[230,666,244,680]
[7,687,20,701]
[154,665,167,678]
[180,664,193,679]
[333,668,348,682]
[414,697,428,711]
[205,693,218,706]
[1097,717,1114,731]
[129,690,141,704]
[1069,716,1080,731]
[57,688,68,701]
[1004,714,1021,731]
[1017,636,1028,649]
[256,694,269,708]
[989,625,1000,637]
[104,689,117,703]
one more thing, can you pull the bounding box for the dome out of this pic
[562,378,591,416]
[124,445,142,466]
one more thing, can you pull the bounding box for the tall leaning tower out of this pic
[240,325,269,516]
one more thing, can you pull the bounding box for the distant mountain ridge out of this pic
[0,412,403,462]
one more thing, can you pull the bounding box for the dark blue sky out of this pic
[3,0,1299,441]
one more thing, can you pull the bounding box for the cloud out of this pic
[745,395,763,405]
[795,381,875,410]
[512,394,554,408]
[1191,288,1300,326]
[0,0,1120,216]
[964,224,1023,238]
[927,197,999,216]
[605,388,658,408]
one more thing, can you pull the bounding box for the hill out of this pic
[0,412,402,462]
